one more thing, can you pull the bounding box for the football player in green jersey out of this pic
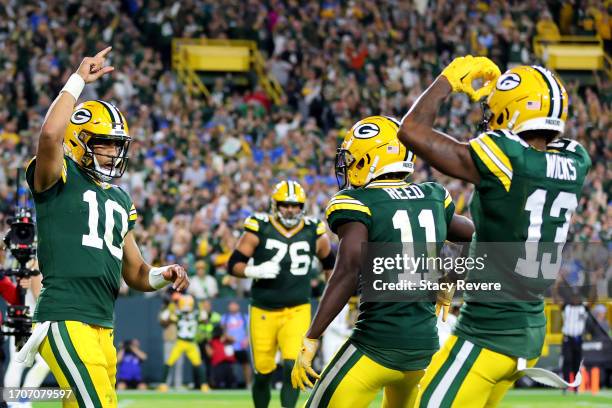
[291,116,475,408]
[159,294,209,392]
[399,57,591,406]
[228,180,335,408]
[19,47,189,408]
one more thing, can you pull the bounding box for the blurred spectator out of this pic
[196,300,222,384]
[206,325,238,389]
[188,260,219,300]
[591,304,611,338]
[536,11,561,42]
[117,339,148,390]
[221,301,251,387]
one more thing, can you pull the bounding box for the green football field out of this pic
[31,389,612,407]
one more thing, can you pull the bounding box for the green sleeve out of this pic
[325,192,372,233]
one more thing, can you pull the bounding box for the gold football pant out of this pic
[38,321,117,408]
[416,335,537,407]
[305,341,425,408]
[249,303,311,374]
[166,339,203,366]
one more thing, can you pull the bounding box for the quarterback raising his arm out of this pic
[18,47,189,408]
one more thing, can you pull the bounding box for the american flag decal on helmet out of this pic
[526,100,541,110]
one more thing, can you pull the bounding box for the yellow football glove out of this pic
[435,274,456,322]
[441,55,501,101]
[291,337,320,391]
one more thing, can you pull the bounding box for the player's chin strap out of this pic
[516,357,583,388]
[15,321,51,367]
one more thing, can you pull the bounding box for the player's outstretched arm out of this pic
[315,233,335,279]
[122,231,189,292]
[291,222,365,390]
[34,47,114,192]
[399,56,500,184]
[398,76,480,184]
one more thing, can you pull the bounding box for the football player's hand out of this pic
[162,264,190,291]
[441,55,500,101]
[76,46,114,84]
[291,337,320,390]
[244,261,280,279]
[435,275,456,322]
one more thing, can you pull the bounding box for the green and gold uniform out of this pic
[166,310,204,367]
[244,213,326,374]
[307,178,455,408]
[418,131,591,408]
[26,156,137,408]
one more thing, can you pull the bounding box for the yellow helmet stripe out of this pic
[288,180,295,198]
[531,66,561,119]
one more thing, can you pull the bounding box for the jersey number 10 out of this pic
[81,190,128,260]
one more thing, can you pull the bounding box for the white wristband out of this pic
[61,73,85,101]
[149,266,171,290]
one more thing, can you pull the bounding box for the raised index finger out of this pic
[95,46,112,59]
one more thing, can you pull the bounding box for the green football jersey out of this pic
[243,213,326,309]
[176,310,202,341]
[455,130,591,359]
[326,179,455,371]
[26,156,137,328]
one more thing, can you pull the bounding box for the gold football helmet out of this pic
[335,116,415,189]
[64,100,131,181]
[271,180,306,228]
[178,294,195,312]
[483,65,568,136]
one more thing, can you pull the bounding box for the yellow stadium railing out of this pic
[533,35,606,71]
[172,38,284,104]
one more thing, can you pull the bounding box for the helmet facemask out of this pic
[81,131,131,182]
[273,201,305,228]
[335,148,356,190]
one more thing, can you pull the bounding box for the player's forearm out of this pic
[400,76,452,137]
[306,266,357,340]
[124,261,156,292]
[229,262,248,278]
[399,77,479,183]
[34,79,83,192]
[447,214,475,243]
[40,91,78,142]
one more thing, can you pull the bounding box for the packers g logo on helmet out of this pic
[335,116,415,189]
[496,73,521,91]
[64,100,131,182]
[271,180,306,228]
[484,65,568,136]
[353,123,380,139]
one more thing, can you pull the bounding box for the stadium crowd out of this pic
[0,0,610,388]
